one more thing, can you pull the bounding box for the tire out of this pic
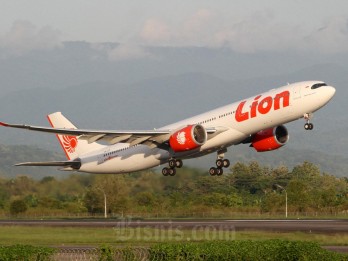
[223,159,230,168]
[176,159,183,168]
[209,167,217,176]
[217,168,223,176]
[168,159,176,168]
[162,168,169,176]
[216,159,223,168]
[169,168,176,176]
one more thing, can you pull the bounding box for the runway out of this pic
[1,219,347,253]
[0,219,347,233]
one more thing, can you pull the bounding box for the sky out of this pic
[1,1,348,54]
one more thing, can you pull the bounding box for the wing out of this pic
[0,121,222,148]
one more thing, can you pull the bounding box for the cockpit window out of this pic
[311,83,327,89]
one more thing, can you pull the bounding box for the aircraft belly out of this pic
[202,128,247,150]
[173,128,248,159]
[79,146,170,174]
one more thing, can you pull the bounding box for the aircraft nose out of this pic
[326,86,336,99]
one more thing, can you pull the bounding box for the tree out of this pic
[10,199,28,215]
[231,161,272,195]
[84,175,131,214]
[84,189,103,213]
[287,179,311,212]
[261,192,283,213]
[291,161,320,181]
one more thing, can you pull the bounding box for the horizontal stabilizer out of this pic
[15,160,81,169]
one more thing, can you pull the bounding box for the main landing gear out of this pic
[209,149,230,176]
[162,158,183,176]
[304,113,314,130]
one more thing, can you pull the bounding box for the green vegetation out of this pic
[149,240,348,260]
[9,199,28,215]
[0,226,347,246]
[0,241,346,260]
[0,161,347,218]
[0,245,55,261]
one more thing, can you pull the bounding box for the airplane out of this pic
[0,81,335,176]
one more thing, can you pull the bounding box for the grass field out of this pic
[0,226,347,246]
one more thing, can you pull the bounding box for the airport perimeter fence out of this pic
[52,246,155,261]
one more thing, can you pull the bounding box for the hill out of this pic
[0,143,347,179]
[0,144,65,179]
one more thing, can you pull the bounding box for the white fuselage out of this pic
[77,81,335,174]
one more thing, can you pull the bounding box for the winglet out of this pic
[0,122,9,127]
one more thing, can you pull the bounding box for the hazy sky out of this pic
[1,1,348,53]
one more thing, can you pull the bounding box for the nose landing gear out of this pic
[304,113,314,130]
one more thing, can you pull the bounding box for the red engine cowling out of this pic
[251,125,289,152]
[169,124,207,152]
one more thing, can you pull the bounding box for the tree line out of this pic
[0,161,347,217]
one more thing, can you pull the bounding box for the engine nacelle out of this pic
[169,124,207,152]
[251,125,289,152]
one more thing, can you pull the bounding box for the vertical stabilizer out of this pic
[47,112,105,160]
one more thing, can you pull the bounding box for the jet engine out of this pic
[169,124,207,152]
[251,125,289,152]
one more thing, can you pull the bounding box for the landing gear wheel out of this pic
[169,159,183,168]
[175,159,183,168]
[222,159,230,168]
[216,159,224,168]
[162,167,169,176]
[168,159,176,168]
[215,158,230,170]
[217,168,223,176]
[209,167,217,176]
[168,168,176,176]
[304,123,314,130]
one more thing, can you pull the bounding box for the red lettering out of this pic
[258,96,273,114]
[235,101,249,122]
[235,90,291,122]
[274,91,290,110]
[250,95,261,118]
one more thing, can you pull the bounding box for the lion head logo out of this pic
[62,135,78,153]
[176,132,186,145]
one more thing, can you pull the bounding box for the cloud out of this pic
[140,18,171,44]
[213,13,348,53]
[302,17,348,53]
[0,20,62,56]
[185,9,214,32]
[211,10,300,52]
[138,10,216,46]
[107,43,151,61]
[135,9,348,54]
[179,9,216,46]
